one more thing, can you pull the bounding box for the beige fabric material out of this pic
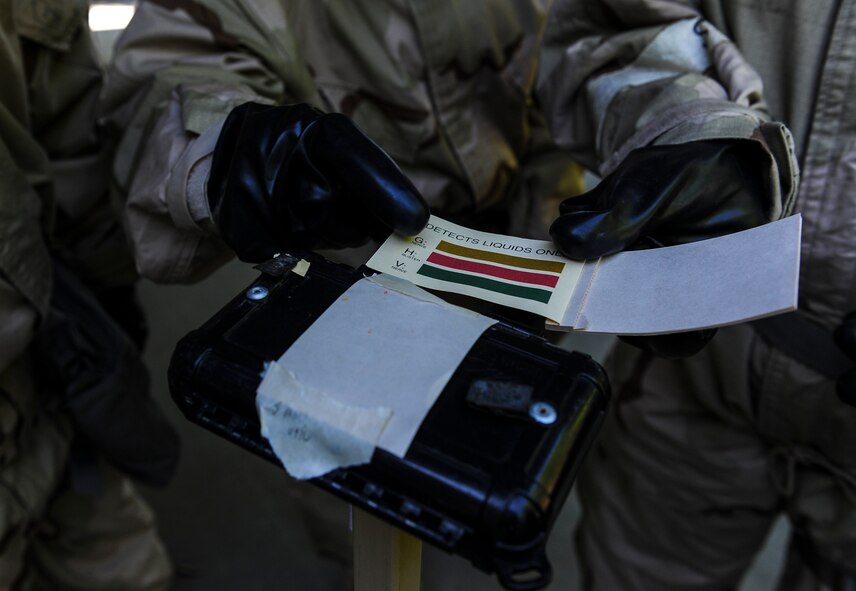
[0,406,71,589]
[22,466,173,591]
[541,13,799,219]
[100,0,583,283]
[0,354,168,590]
[578,331,856,590]
[1,457,174,590]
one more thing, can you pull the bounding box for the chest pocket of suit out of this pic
[13,0,83,51]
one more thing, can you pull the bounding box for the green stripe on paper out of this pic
[437,241,565,273]
[417,264,552,304]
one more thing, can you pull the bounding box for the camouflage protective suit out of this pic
[538,1,856,589]
[0,1,171,588]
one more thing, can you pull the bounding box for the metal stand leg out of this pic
[353,507,422,591]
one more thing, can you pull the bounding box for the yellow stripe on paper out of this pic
[436,241,565,274]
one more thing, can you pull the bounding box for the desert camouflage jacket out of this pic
[100,0,582,282]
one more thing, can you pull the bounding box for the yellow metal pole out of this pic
[353,507,422,591]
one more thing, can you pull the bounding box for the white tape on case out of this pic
[256,274,496,479]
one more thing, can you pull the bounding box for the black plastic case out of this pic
[168,252,610,590]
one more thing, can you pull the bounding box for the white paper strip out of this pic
[369,214,802,334]
[561,215,802,334]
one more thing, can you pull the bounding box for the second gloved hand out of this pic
[550,139,772,259]
[550,139,774,357]
[207,102,430,262]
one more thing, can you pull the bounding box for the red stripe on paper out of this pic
[426,251,560,288]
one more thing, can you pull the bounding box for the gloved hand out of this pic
[550,139,772,358]
[833,312,856,407]
[207,102,430,262]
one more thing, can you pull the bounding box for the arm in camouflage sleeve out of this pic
[100,0,317,283]
[537,0,799,221]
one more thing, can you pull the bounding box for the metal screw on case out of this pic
[246,286,269,301]
[529,402,557,425]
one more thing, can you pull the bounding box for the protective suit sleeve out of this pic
[537,0,799,219]
[100,0,317,283]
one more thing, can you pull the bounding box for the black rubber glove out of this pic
[550,139,772,358]
[208,102,430,262]
[834,312,856,408]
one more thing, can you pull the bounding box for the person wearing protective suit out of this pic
[99,0,582,575]
[0,1,176,588]
[538,1,856,588]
